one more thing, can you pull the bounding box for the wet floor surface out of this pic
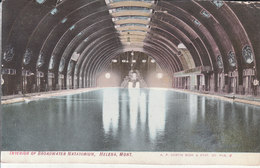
[2,88,260,152]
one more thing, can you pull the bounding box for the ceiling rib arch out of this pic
[2,0,259,93]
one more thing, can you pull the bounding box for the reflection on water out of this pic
[129,89,139,131]
[2,88,260,152]
[189,94,198,123]
[102,89,166,144]
[102,89,119,135]
[148,90,166,141]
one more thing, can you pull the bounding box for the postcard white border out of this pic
[1,151,260,165]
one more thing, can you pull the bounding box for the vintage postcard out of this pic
[1,0,260,166]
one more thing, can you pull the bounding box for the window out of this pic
[71,52,80,61]
[61,18,67,24]
[216,55,223,69]
[70,25,76,30]
[77,32,82,36]
[49,56,55,70]
[115,7,151,13]
[228,51,236,67]
[201,10,211,18]
[118,23,147,27]
[50,8,58,15]
[121,30,147,32]
[59,57,65,72]
[212,0,224,9]
[242,45,254,64]
[3,45,14,62]
[67,61,74,75]
[114,16,150,21]
[36,0,46,4]
[109,1,153,45]
[177,43,186,49]
[37,52,45,68]
[193,19,201,26]
[23,49,32,65]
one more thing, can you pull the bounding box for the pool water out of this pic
[2,88,260,152]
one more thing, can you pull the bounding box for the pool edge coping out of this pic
[1,87,260,107]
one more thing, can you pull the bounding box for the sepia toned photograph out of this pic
[1,0,260,167]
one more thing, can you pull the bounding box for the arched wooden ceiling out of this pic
[2,0,260,87]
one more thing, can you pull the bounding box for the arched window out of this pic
[59,57,65,72]
[242,45,254,64]
[36,0,46,4]
[3,45,14,62]
[23,49,32,65]
[37,52,45,68]
[228,51,236,67]
[49,56,55,70]
[217,55,223,69]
